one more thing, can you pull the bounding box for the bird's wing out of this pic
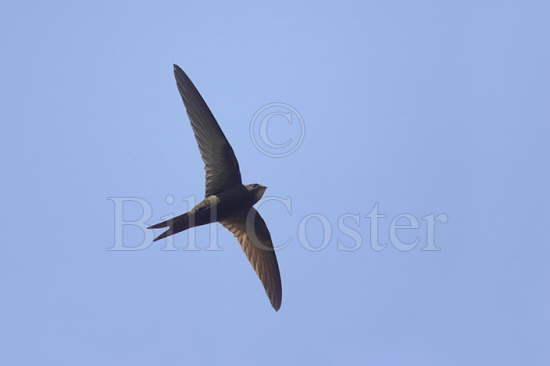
[221,208,282,311]
[173,64,242,196]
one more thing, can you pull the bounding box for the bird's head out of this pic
[245,183,267,202]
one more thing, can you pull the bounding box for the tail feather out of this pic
[148,213,191,241]
[153,228,177,242]
[147,219,171,229]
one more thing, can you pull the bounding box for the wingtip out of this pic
[271,297,282,311]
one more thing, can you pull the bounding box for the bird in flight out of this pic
[148,65,282,311]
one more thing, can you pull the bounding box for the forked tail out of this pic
[147,212,191,241]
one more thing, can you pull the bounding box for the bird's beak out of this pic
[257,185,267,199]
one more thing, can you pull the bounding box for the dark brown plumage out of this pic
[148,65,282,311]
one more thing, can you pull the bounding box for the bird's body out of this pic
[148,65,282,310]
[149,184,263,239]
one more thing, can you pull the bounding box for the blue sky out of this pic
[4,1,549,364]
